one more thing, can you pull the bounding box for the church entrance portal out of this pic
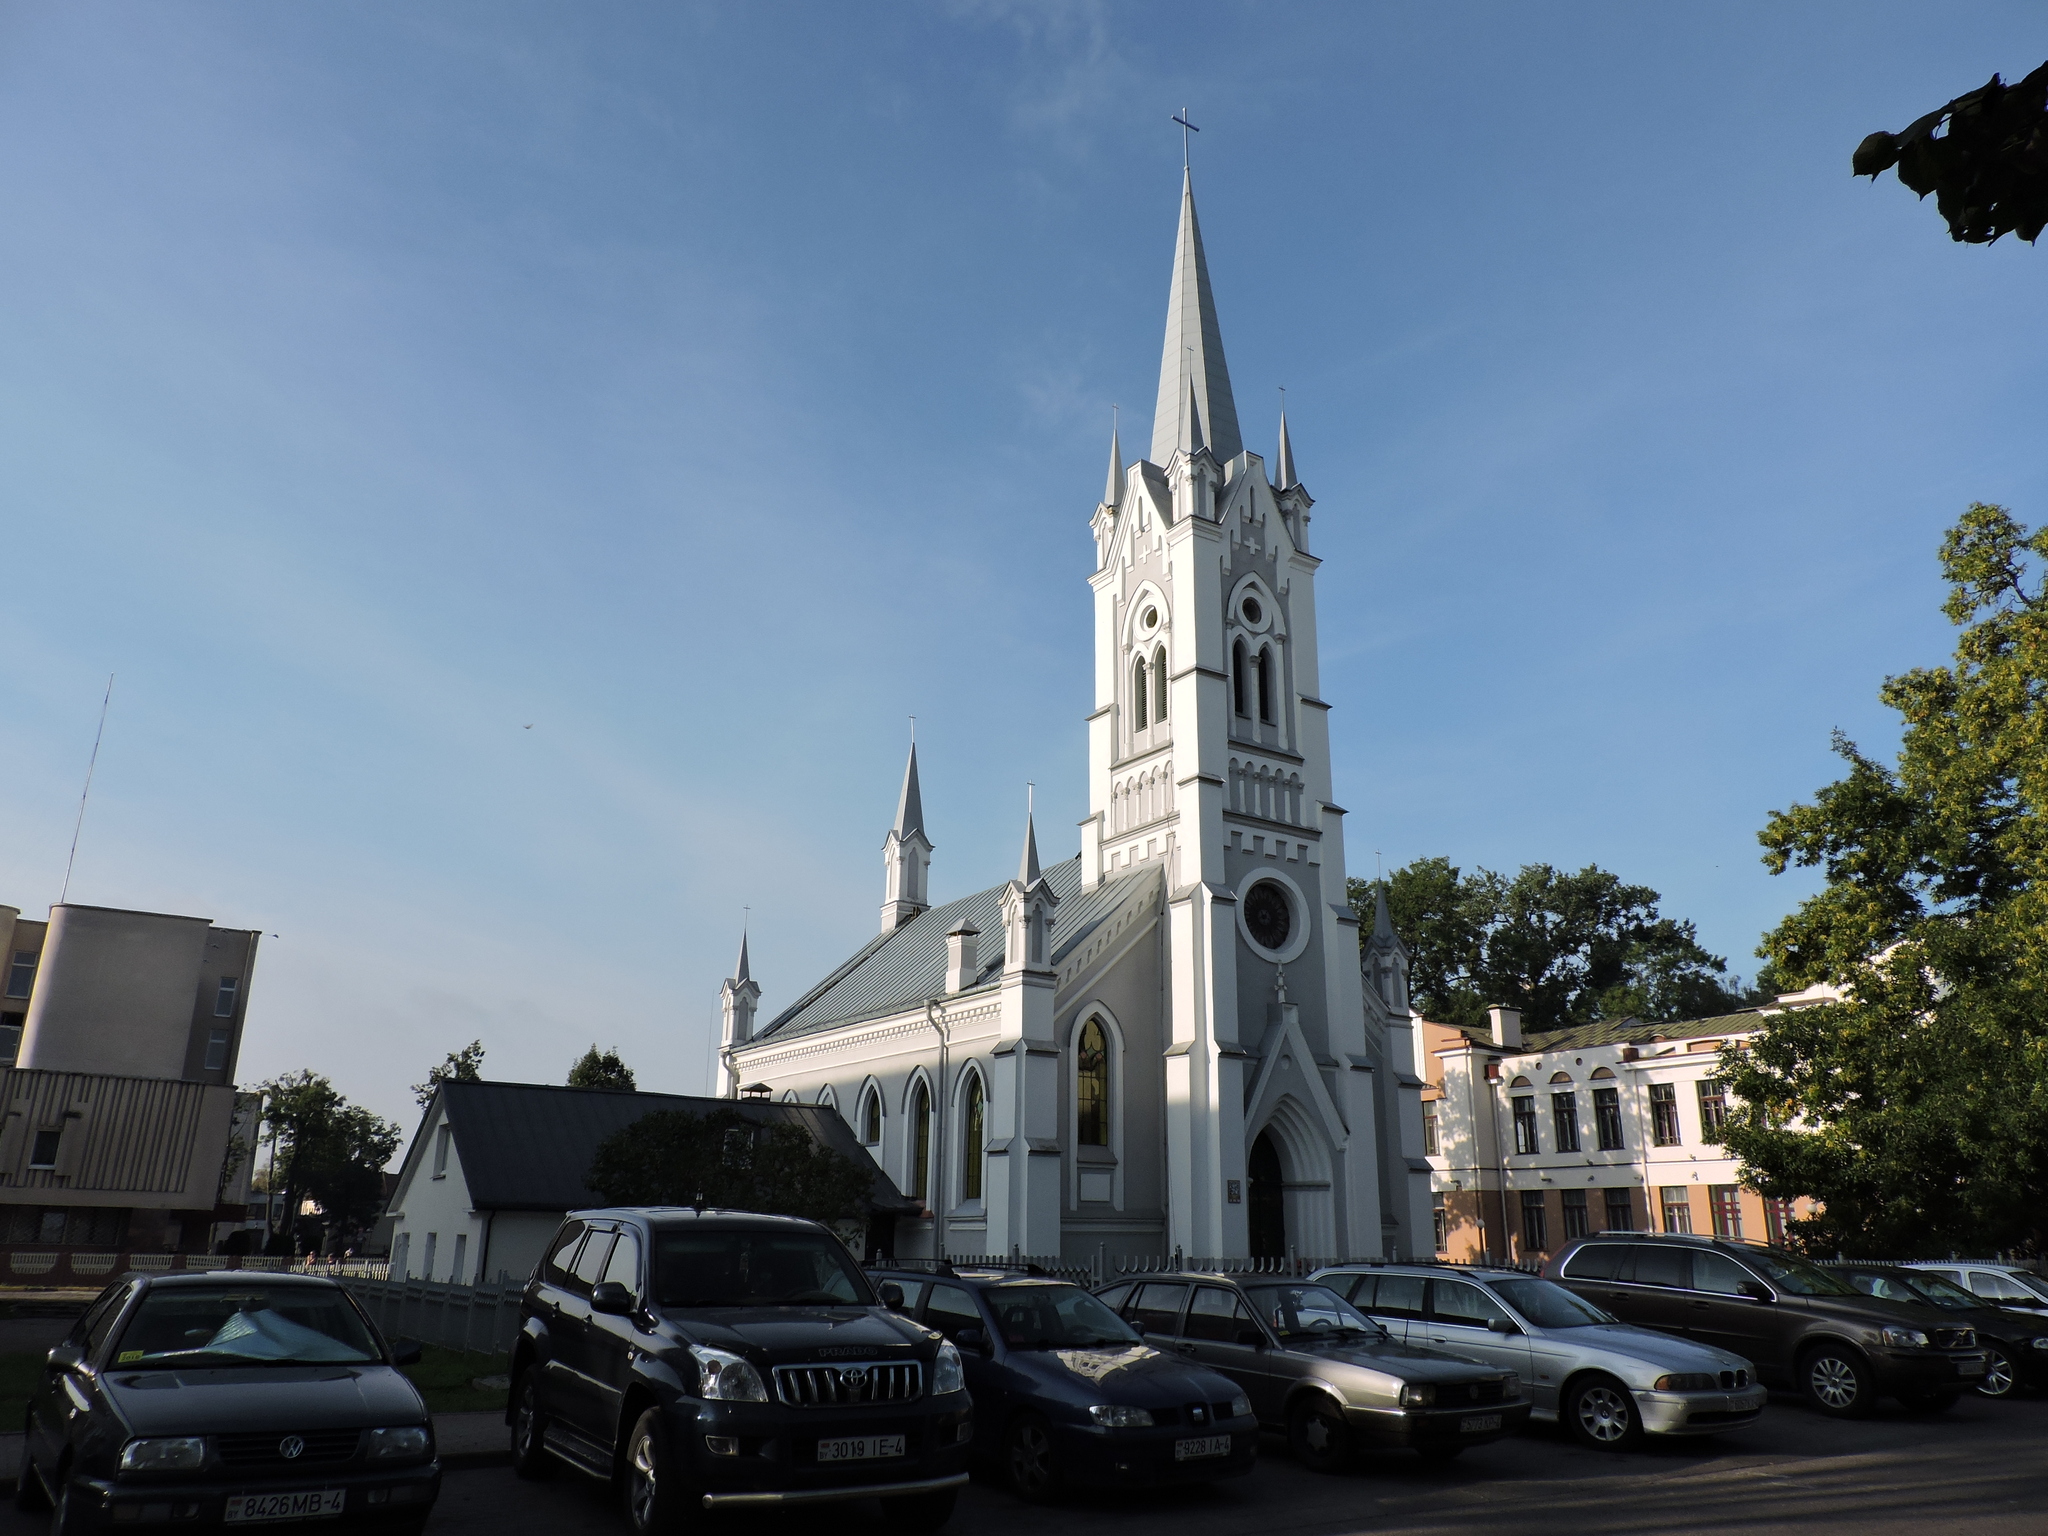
[1248,1132,1286,1258]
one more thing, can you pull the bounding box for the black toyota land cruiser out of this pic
[509,1208,970,1534]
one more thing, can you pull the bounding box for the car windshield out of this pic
[1741,1249,1858,1297]
[985,1284,1138,1349]
[651,1230,872,1308]
[1896,1273,1979,1310]
[2007,1272,2048,1303]
[1491,1278,1615,1327]
[110,1286,381,1368]
[1243,1284,1386,1340]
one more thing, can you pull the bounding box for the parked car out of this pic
[1902,1262,2048,1314]
[866,1262,1255,1499]
[510,1209,971,1535]
[17,1271,439,1535]
[1545,1233,1987,1417]
[1830,1264,2048,1400]
[1311,1263,1766,1451]
[1092,1272,1529,1470]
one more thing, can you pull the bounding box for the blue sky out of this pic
[3,3,2045,1144]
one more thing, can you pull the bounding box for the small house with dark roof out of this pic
[717,166,1431,1268]
[383,1080,916,1284]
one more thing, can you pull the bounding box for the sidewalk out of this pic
[0,1411,510,1489]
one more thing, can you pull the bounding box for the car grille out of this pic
[1436,1380,1507,1407]
[1934,1329,1977,1350]
[774,1360,922,1407]
[1147,1402,1238,1427]
[216,1429,362,1468]
[1719,1369,1750,1389]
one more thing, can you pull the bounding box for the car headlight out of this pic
[932,1341,965,1396]
[1087,1404,1155,1428]
[1880,1327,1930,1349]
[1228,1393,1252,1419]
[2030,1337,2048,1351]
[120,1437,208,1473]
[366,1426,432,1461]
[1399,1384,1435,1408]
[688,1345,770,1402]
[1652,1373,1718,1392]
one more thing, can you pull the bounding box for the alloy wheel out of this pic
[1978,1346,2015,1398]
[515,1382,539,1459]
[1575,1384,1634,1443]
[1008,1418,1054,1497]
[629,1425,659,1531]
[1810,1355,1860,1410]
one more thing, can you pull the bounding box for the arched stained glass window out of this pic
[911,1081,931,1202]
[1257,647,1274,723]
[1153,648,1168,721]
[862,1089,882,1145]
[962,1074,985,1202]
[1233,641,1248,716]
[1077,1019,1109,1146]
[1133,658,1149,730]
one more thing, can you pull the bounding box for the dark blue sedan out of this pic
[868,1264,1255,1500]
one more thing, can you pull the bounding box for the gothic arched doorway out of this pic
[1248,1132,1286,1259]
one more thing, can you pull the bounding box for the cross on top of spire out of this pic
[1172,108,1199,167]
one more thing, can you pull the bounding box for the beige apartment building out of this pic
[0,902,261,1255]
[1417,991,1830,1266]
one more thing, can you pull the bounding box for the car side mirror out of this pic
[1129,1320,1147,1337]
[46,1342,84,1372]
[955,1325,989,1353]
[1487,1317,1522,1335]
[1235,1329,1267,1348]
[590,1282,634,1316]
[389,1340,423,1366]
[1738,1282,1772,1304]
[879,1282,906,1311]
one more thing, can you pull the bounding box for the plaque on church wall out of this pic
[1080,1170,1114,1203]
[1226,1179,1242,1204]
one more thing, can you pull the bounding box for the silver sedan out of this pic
[1311,1264,1768,1451]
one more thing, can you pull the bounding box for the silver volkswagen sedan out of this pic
[1311,1264,1768,1451]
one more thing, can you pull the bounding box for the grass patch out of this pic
[0,1350,47,1427]
[402,1346,511,1415]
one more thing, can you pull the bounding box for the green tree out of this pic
[413,1039,485,1109]
[1718,504,2048,1257]
[1854,62,2048,245]
[259,1072,403,1255]
[1349,861,1755,1033]
[585,1106,874,1227]
[568,1045,637,1092]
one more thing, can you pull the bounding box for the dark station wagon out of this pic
[17,1271,439,1536]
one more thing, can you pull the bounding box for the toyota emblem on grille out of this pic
[839,1367,869,1388]
[278,1436,305,1460]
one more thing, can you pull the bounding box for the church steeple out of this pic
[1275,402,1299,490]
[718,925,762,1093]
[880,743,933,933]
[1102,423,1123,510]
[1017,808,1041,885]
[1150,168,1242,468]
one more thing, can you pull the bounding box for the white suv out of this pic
[1902,1263,2048,1312]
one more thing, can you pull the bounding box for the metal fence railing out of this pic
[0,1250,392,1286]
[336,1274,522,1356]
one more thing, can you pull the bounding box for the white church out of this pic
[720,168,1431,1267]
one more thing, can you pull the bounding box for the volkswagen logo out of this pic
[839,1367,869,1389]
[278,1436,305,1460]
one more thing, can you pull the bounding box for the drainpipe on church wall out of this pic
[924,1000,950,1260]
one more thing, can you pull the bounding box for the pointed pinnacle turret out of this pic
[1371,881,1395,943]
[1150,168,1242,468]
[1102,425,1123,509]
[1017,810,1041,885]
[1275,404,1298,490]
[892,743,925,842]
[1178,377,1206,457]
[732,930,752,985]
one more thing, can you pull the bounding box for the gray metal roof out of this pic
[416,1080,917,1215]
[757,858,1160,1043]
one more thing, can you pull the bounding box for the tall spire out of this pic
[732,929,751,985]
[1371,881,1395,944]
[1017,809,1041,885]
[892,742,925,841]
[1102,422,1123,509]
[1275,401,1298,490]
[1150,168,1242,467]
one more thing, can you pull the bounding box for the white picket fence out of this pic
[337,1274,523,1356]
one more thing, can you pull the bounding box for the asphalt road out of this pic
[435,1393,2044,1536]
[4,1394,2040,1536]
